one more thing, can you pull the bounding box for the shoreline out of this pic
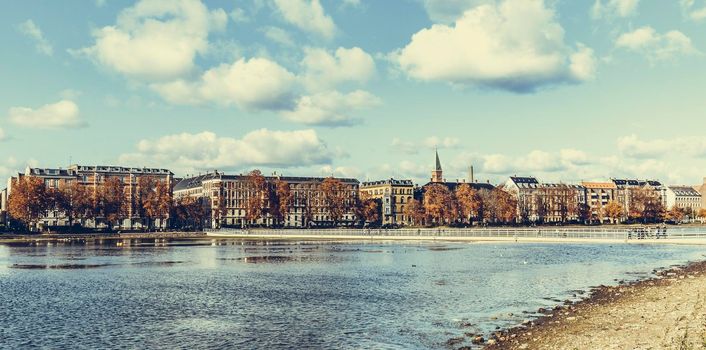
[4,231,706,246]
[482,259,706,349]
[205,233,706,245]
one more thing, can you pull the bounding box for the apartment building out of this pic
[174,173,359,228]
[360,179,414,226]
[7,164,174,228]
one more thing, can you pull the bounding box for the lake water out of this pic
[0,239,704,349]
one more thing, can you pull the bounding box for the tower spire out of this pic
[431,149,443,183]
[435,148,442,171]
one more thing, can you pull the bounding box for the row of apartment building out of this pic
[0,165,174,229]
[1,153,706,229]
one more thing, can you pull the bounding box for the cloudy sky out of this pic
[1,0,706,186]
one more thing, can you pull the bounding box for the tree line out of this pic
[403,183,518,227]
[5,173,706,232]
[221,170,380,228]
[7,175,184,232]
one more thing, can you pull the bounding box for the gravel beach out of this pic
[484,260,706,350]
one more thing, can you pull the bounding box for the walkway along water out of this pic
[205,226,706,244]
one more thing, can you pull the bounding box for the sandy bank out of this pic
[483,260,706,350]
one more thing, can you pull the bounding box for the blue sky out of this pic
[1,0,706,186]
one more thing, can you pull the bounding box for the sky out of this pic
[1,0,706,187]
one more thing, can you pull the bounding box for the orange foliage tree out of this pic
[455,184,481,225]
[321,177,347,226]
[8,176,48,230]
[423,184,457,226]
[244,170,267,226]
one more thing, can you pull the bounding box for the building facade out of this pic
[0,187,7,228]
[611,179,667,220]
[174,173,360,228]
[665,186,702,214]
[7,165,174,229]
[360,179,414,226]
[504,177,586,223]
[695,178,706,210]
[581,181,619,223]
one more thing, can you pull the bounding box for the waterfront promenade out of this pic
[205,227,706,245]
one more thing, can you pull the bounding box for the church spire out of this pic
[435,149,442,171]
[431,149,443,183]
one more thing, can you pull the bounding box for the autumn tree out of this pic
[8,176,48,231]
[667,206,685,223]
[321,177,347,226]
[423,184,457,226]
[137,177,156,228]
[99,177,125,231]
[54,181,91,228]
[698,208,706,222]
[577,203,591,225]
[356,192,381,226]
[299,190,314,228]
[483,186,517,225]
[174,197,207,230]
[628,187,665,223]
[403,198,426,226]
[244,170,267,226]
[603,200,623,224]
[270,179,293,226]
[144,180,171,230]
[455,184,481,225]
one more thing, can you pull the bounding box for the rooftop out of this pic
[361,178,414,187]
[668,186,701,197]
[581,181,617,189]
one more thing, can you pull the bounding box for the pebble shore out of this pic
[479,260,706,350]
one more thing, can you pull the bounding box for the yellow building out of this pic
[360,179,414,226]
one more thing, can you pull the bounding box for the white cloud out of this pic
[261,26,295,47]
[18,19,53,55]
[423,136,460,149]
[615,26,697,61]
[319,165,362,179]
[391,136,460,154]
[618,134,706,158]
[0,127,5,141]
[300,47,375,91]
[8,100,85,129]
[391,138,418,155]
[421,0,490,23]
[560,149,591,166]
[394,0,596,92]
[119,129,334,174]
[273,0,336,40]
[591,0,640,19]
[151,47,380,127]
[76,0,227,81]
[151,57,297,110]
[280,90,380,126]
[230,7,250,22]
[681,0,706,21]
[340,0,362,9]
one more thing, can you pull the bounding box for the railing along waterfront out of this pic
[206,226,706,240]
[205,227,706,240]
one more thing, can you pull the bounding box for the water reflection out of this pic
[0,240,703,349]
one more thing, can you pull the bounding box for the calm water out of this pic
[0,239,704,349]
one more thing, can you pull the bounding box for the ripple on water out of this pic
[0,241,703,349]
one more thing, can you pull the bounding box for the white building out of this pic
[665,186,702,214]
